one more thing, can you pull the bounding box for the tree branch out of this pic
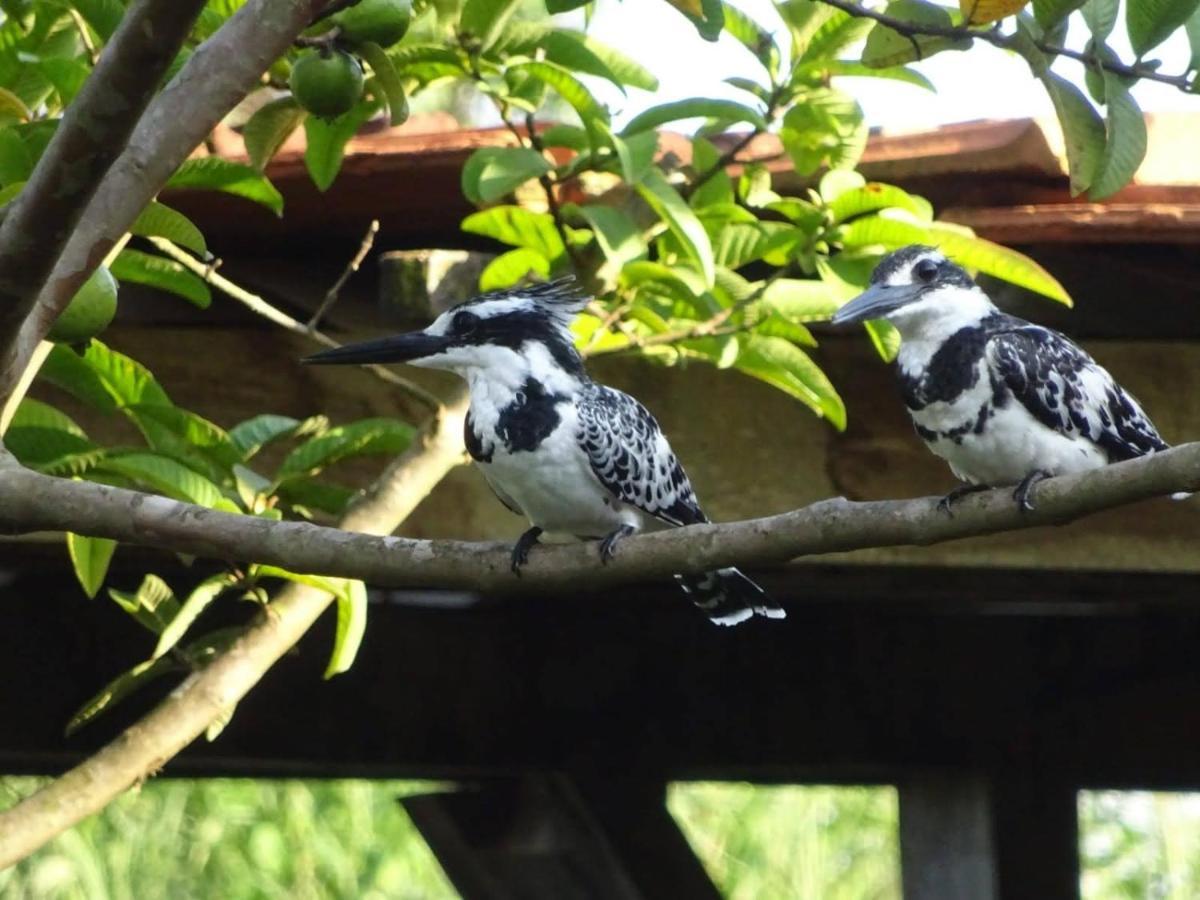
[7,0,332,400]
[150,237,442,413]
[0,385,470,868]
[1,441,1197,594]
[0,0,208,394]
[814,0,1195,92]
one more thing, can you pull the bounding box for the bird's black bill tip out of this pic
[301,332,449,366]
[830,283,921,326]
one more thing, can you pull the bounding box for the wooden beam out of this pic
[401,776,719,899]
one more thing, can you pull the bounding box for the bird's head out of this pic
[302,278,589,386]
[830,246,994,338]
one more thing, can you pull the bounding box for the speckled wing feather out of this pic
[986,321,1168,462]
[576,384,706,527]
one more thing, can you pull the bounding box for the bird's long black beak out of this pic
[830,284,923,326]
[301,332,449,366]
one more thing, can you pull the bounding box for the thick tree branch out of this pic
[1,442,1197,594]
[814,0,1196,92]
[0,386,469,868]
[0,0,207,392]
[6,0,332,398]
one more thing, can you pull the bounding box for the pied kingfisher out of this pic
[832,245,1177,510]
[303,279,785,626]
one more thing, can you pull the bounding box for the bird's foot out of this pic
[1013,470,1052,512]
[510,526,543,575]
[598,524,636,564]
[937,483,991,516]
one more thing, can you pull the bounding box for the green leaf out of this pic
[539,30,628,92]
[1042,72,1107,196]
[663,0,725,39]
[1126,0,1200,55]
[275,418,414,482]
[814,60,936,91]
[722,2,780,73]
[689,137,735,210]
[461,0,520,48]
[778,0,840,58]
[760,278,840,322]
[461,146,552,205]
[8,397,85,436]
[242,96,307,172]
[127,403,243,472]
[72,0,125,40]
[325,579,368,678]
[636,168,716,287]
[97,452,231,508]
[154,572,239,659]
[275,477,359,515]
[779,89,866,175]
[129,202,208,256]
[803,10,875,62]
[41,340,171,415]
[358,40,410,126]
[111,249,211,308]
[728,334,845,427]
[712,222,769,269]
[827,182,932,223]
[548,0,593,10]
[838,212,1072,303]
[539,124,590,150]
[167,157,284,216]
[606,128,658,184]
[229,413,310,459]
[623,98,766,136]
[66,656,177,736]
[570,33,658,90]
[67,533,117,599]
[861,0,973,67]
[571,204,647,267]
[1082,0,1120,36]
[38,57,90,106]
[304,99,378,192]
[1034,0,1088,27]
[4,426,97,472]
[108,574,181,636]
[1186,5,1200,68]
[462,205,566,263]
[0,127,31,185]
[1088,74,1147,200]
[508,60,609,144]
[479,248,551,291]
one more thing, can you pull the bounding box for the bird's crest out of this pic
[464,276,590,327]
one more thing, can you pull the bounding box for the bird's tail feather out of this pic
[675,568,785,627]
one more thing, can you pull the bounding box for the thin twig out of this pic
[150,238,443,413]
[815,0,1195,91]
[308,219,379,330]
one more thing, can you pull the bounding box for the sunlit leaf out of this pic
[623,98,766,136]
[275,418,414,482]
[130,202,208,256]
[725,334,845,427]
[862,0,973,67]
[779,89,866,175]
[242,96,307,172]
[8,397,85,436]
[827,182,932,223]
[508,60,609,144]
[154,572,239,659]
[326,579,368,678]
[304,99,378,192]
[461,0,521,48]
[572,204,648,267]
[358,41,410,125]
[721,1,780,73]
[479,247,551,291]
[961,0,1027,24]
[636,168,716,286]
[111,249,211,308]
[67,532,117,599]
[66,656,177,736]
[1126,0,1200,55]
[814,60,936,91]
[463,205,567,263]
[1033,0,1087,27]
[662,0,725,39]
[461,145,552,205]
[108,574,181,636]
[97,452,231,508]
[167,157,284,215]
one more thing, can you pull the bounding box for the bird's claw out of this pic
[1013,470,1051,513]
[937,483,990,516]
[510,526,543,575]
[598,524,636,564]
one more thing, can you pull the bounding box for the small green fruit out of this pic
[333,0,412,49]
[48,265,118,343]
[290,49,364,119]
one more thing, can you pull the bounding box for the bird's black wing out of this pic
[986,321,1168,462]
[576,384,706,527]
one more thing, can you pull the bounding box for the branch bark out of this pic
[1,441,1197,594]
[5,0,331,398]
[0,0,207,392]
[0,386,469,868]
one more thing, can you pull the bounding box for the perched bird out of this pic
[831,246,1176,511]
[303,279,785,626]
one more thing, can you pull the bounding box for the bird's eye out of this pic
[914,259,939,283]
[455,312,479,335]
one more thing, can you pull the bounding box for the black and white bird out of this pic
[303,279,785,626]
[831,245,1177,510]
